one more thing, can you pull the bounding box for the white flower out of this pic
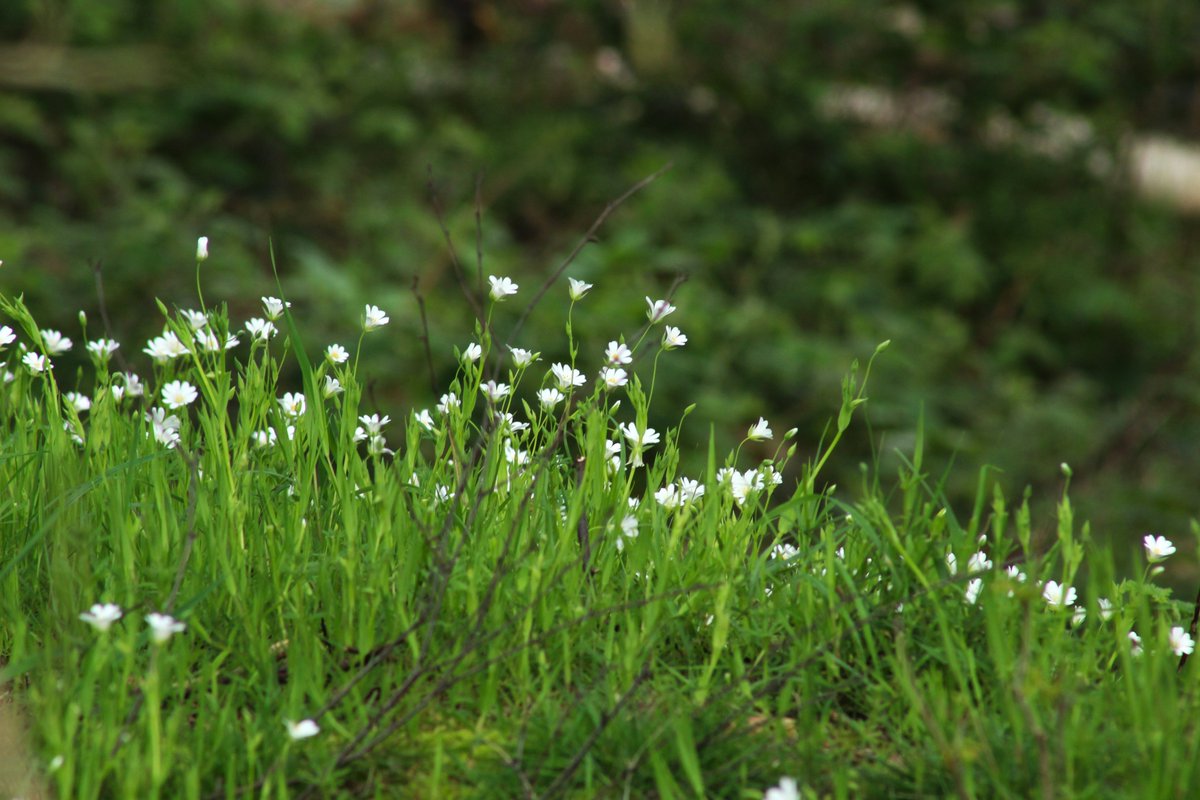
[1128,630,1143,656]
[600,367,628,389]
[285,719,320,741]
[279,392,307,418]
[0,325,15,348]
[196,236,209,260]
[146,407,182,449]
[605,341,633,365]
[730,469,765,506]
[415,409,435,431]
[549,363,586,390]
[1143,534,1176,563]
[619,423,660,449]
[261,297,291,321]
[1042,580,1076,609]
[143,331,188,361]
[252,428,277,448]
[488,275,519,300]
[435,485,453,503]
[86,338,120,360]
[967,551,993,574]
[322,375,344,398]
[40,329,72,355]
[367,434,391,456]
[181,309,209,330]
[509,346,538,368]
[111,384,127,403]
[621,514,638,539]
[480,380,511,402]
[771,543,799,561]
[747,418,773,441]
[495,412,529,433]
[161,380,198,409]
[79,603,123,632]
[537,387,565,410]
[945,553,958,576]
[437,392,460,414]
[65,392,91,414]
[244,317,277,341]
[764,777,799,800]
[363,304,389,331]
[964,578,983,605]
[654,484,680,509]
[568,277,593,300]
[1170,626,1195,657]
[145,612,186,644]
[462,342,483,363]
[1097,597,1114,621]
[326,343,349,364]
[122,372,145,397]
[1004,565,1026,582]
[645,297,676,323]
[22,352,47,373]
[196,329,240,352]
[662,326,687,349]
[357,414,391,436]
[678,477,705,504]
[1071,606,1087,626]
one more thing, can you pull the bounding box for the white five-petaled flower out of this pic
[181,309,209,330]
[619,422,660,466]
[146,613,186,644]
[326,343,349,364]
[244,317,277,341]
[654,484,680,509]
[357,414,390,436]
[363,304,389,331]
[253,428,277,448]
[285,719,320,741]
[662,326,687,349]
[645,297,676,323]
[1170,626,1195,657]
[65,392,91,414]
[86,338,120,360]
[481,380,511,402]
[605,341,633,365]
[111,385,126,403]
[23,352,47,373]
[549,363,586,390]
[144,331,189,361]
[262,297,291,321]
[568,277,592,300]
[146,407,182,448]
[161,381,198,409]
[964,578,983,605]
[415,409,435,431]
[764,776,800,800]
[488,275,519,300]
[40,329,72,355]
[537,387,565,410]
[730,469,766,506]
[197,329,240,352]
[600,367,628,390]
[1143,534,1176,563]
[279,392,307,418]
[0,325,15,348]
[508,346,538,368]
[122,372,145,397]
[196,236,209,261]
[747,417,773,441]
[437,392,460,414]
[79,603,123,632]
[1042,580,1076,609]
[322,375,344,398]
[967,551,993,574]
[463,342,483,363]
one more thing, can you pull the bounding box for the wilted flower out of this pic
[86,338,120,361]
[645,297,676,323]
[285,719,320,741]
[363,304,389,331]
[463,342,483,363]
[326,344,349,364]
[568,277,592,300]
[747,417,773,441]
[488,275,519,300]
[145,612,186,644]
[437,392,460,414]
[549,363,586,390]
[1170,626,1195,657]
[605,341,633,365]
[600,367,628,389]
[0,325,15,348]
[1143,534,1176,563]
[537,387,565,410]
[196,236,209,261]
[481,380,511,402]
[1042,580,1076,609]
[22,352,47,373]
[322,375,343,398]
[79,603,123,632]
[161,380,199,410]
[663,326,687,349]
[508,346,538,368]
[279,392,306,418]
[244,318,277,341]
[261,297,291,321]
[40,329,72,355]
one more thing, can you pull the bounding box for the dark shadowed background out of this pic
[2,0,1199,580]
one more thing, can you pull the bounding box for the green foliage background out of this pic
[3,0,1200,567]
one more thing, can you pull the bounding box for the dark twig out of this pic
[1181,582,1200,672]
[91,259,133,374]
[410,276,438,396]
[427,166,488,331]
[475,172,485,294]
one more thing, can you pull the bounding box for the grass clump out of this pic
[1,235,1199,799]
